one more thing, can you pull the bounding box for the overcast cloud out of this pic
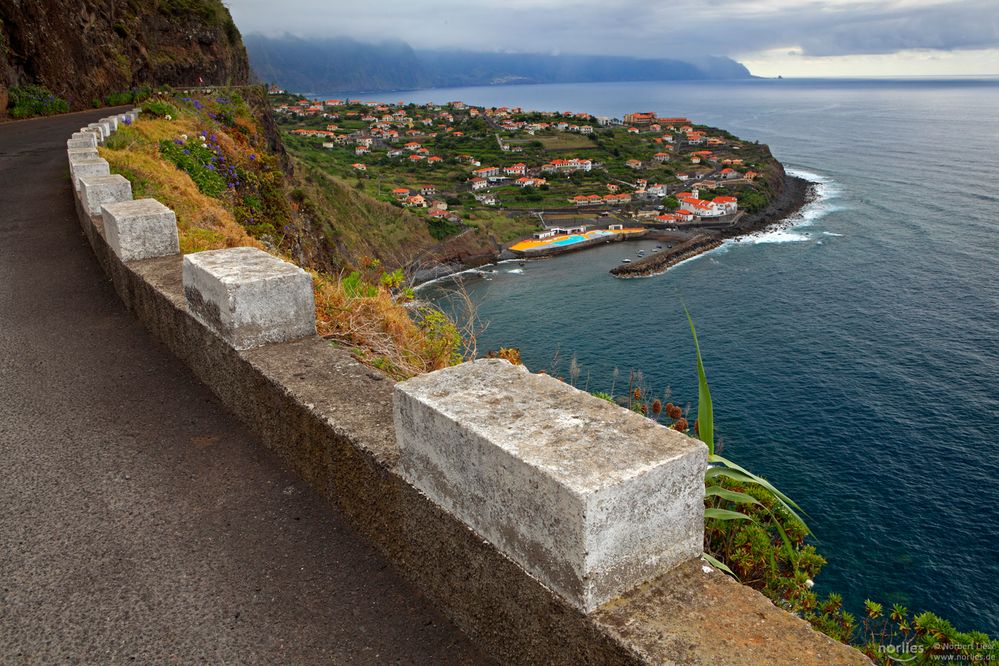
[226,0,999,75]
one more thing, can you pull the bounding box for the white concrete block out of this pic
[81,127,102,142]
[67,147,99,162]
[71,158,110,191]
[182,247,316,350]
[68,133,98,148]
[101,198,179,262]
[394,359,708,612]
[102,116,118,132]
[86,123,106,141]
[79,174,132,216]
[97,119,113,136]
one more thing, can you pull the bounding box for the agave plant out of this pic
[685,308,810,577]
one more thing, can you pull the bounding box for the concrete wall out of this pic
[64,111,870,666]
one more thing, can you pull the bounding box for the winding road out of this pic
[0,109,487,663]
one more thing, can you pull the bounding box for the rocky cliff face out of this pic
[0,0,250,112]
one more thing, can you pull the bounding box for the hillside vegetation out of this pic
[100,88,463,378]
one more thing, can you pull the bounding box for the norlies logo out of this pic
[881,643,921,663]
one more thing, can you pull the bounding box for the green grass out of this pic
[536,133,599,151]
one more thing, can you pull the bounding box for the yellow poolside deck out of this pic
[510,228,645,252]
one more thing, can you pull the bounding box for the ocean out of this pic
[351,79,999,634]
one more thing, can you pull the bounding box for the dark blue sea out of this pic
[354,79,999,634]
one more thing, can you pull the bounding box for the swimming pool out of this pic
[549,230,613,247]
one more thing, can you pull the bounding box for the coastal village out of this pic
[272,92,779,264]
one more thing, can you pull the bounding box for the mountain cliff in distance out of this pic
[0,0,250,112]
[245,34,753,93]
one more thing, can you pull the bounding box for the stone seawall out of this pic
[610,235,724,278]
[65,110,870,666]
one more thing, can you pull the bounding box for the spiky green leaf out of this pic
[701,552,738,578]
[704,485,762,506]
[705,507,753,521]
[685,307,714,455]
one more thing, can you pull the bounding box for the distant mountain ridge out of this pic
[245,34,752,93]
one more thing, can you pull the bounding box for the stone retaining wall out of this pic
[66,110,870,666]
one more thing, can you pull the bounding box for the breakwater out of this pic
[609,234,724,278]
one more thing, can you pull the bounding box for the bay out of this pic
[352,79,999,633]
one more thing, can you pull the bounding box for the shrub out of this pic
[428,217,462,240]
[141,99,178,118]
[8,85,69,118]
[103,87,151,107]
[159,138,228,198]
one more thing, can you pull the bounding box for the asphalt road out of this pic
[0,109,488,664]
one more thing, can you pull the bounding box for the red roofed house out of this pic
[516,177,547,188]
[623,112,656,126]
[712,196,738,214]
[473,166,500,178]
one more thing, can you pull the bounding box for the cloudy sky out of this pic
[227,0,999,77]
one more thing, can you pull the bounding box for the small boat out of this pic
[621,258,631,263]
[656,245,663,249]
[652,247,661,253]
[667,243,673,249]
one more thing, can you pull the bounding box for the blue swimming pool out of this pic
[550,235,585,246]
[549,230,613,247]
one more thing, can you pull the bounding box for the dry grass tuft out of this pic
[312,271,462,379]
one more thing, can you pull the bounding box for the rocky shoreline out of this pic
[725,174,813,239]
[412,173,815,285]
[607,174,815,279]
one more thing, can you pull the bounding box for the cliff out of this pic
[0,0,250,113]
